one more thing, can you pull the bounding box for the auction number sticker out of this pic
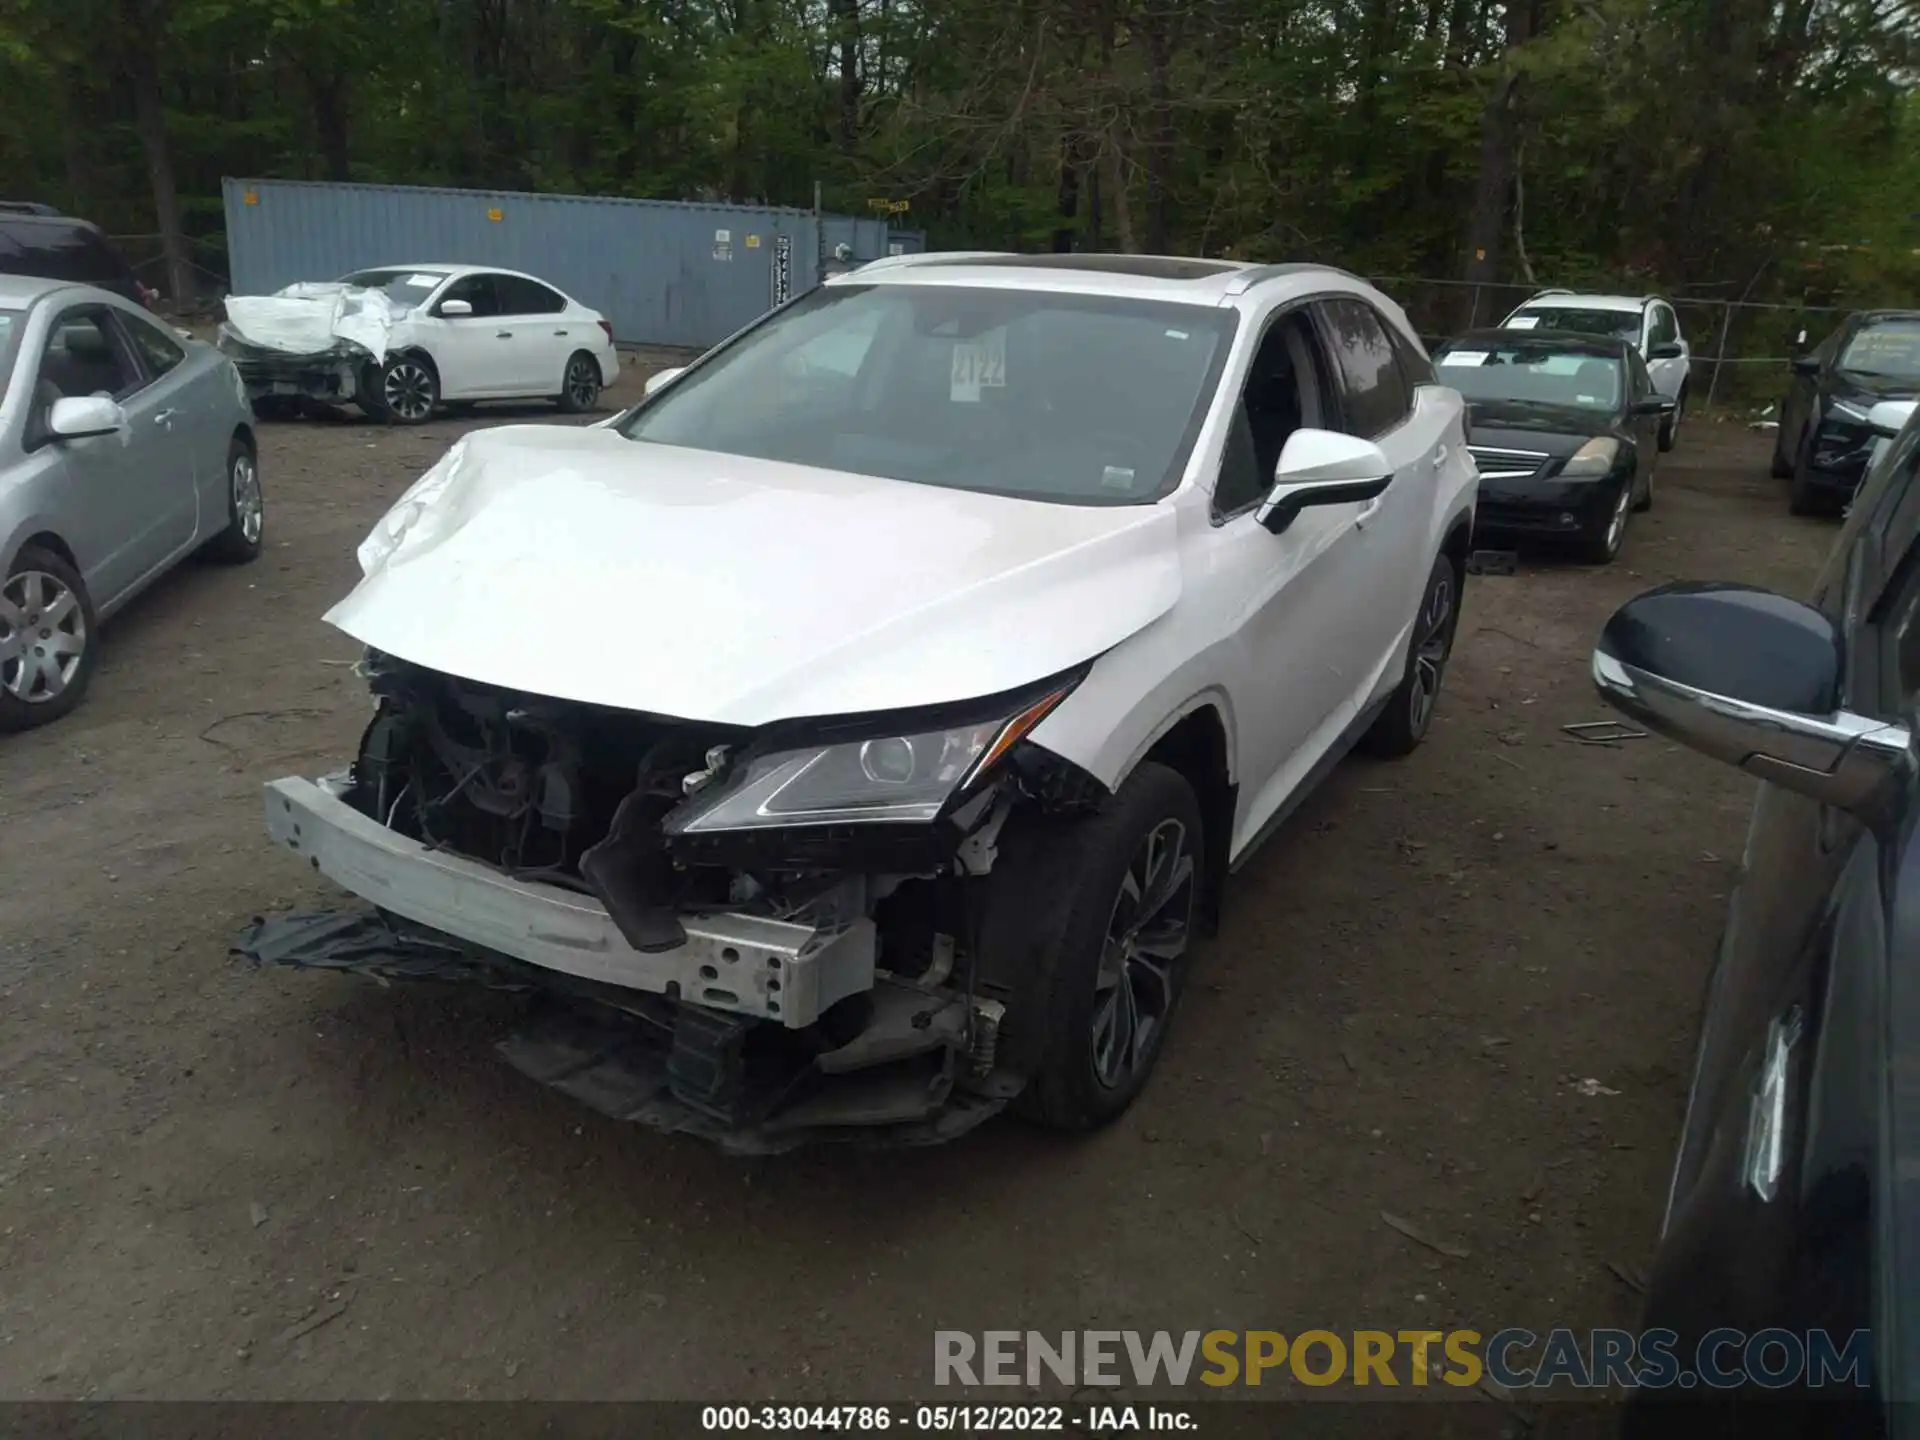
[950,328,1007,403]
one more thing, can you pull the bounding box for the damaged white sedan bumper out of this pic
[263,774,877,1028]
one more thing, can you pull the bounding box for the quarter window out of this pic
[495,275,567,316]
[121,311,185,379]
[1316,298,1411,439]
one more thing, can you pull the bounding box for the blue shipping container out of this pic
[221,178,926,350]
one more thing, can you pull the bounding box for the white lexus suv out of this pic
[243,253,1479,1152]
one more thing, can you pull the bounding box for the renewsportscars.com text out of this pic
[933,1328,1873,1391]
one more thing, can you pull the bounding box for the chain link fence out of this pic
[1367,274,1861,415]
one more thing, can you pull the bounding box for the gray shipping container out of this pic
[221,178,927,350]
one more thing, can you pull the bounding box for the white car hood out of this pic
[223,282,404,360]
[325,425,1183,726]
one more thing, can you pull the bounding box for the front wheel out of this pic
[0,546,98,732]
[556,352,603,414]
[1658,387,1685,452]
[1579,481,1632,564]
[360,354,438,425]
[1018,762,1204,1131]
[1358,550,1462,758]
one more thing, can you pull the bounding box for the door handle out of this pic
[1431,444,1449,469]
[153,408,178,425]
[495,331,513,339]
[553,329,569,337]
[1355,498,1383,526]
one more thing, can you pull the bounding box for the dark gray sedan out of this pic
[0,274,263,731]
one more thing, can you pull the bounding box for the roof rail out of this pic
[842,250,1014,276]
[1221,261,1366,297]
[1530,287,1574,299]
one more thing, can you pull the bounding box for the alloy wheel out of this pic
[566,358,600,409]
[1409,570,1455,735]
[1604,485,1631,555]
[233,452,264,544]
[1091,818,1194,1090]
[383,361,435,422]
[0,570,86,704]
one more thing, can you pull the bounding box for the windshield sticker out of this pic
[1165,329,1190,340]
[1101,465,1136,491]
[1505,315,1540,329]
[1440,350,1491,366]
[404,273,442,287]
[950,328,1007,403]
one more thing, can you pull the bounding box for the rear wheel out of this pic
[1658,386,1685,452]
[0,546,97,732]
[1018,763,1203,1131]
[1359,550,1462,758]
[556,351,602,414]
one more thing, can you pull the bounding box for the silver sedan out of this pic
[0,274,263,731]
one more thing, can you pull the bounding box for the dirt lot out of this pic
[0,378,1830,1404]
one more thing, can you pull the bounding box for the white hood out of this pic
[325,425,1182,726]
[223,282,403,360]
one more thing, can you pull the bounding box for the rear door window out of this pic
[495,275,567,316]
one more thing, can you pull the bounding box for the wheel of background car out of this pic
[0,545,98,733]
[370,354,438,425]
[208,436,264,565]
[1789,426,1834,517]
[1634,456,1655,514]
[1659,387,1685,452]
[1770,423,1795,479]
[1581,481,1633,564]
[1016,761,1203,1131]
[1358,549,1462,758]
[556,351,602,414]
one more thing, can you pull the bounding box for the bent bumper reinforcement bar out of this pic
[262,775,876,1028]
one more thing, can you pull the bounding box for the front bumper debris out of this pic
[234,906,1013,1155]
[263,775,876,1028]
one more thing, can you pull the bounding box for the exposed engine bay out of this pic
[237,651,1108,1152]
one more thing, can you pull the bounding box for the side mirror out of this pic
[437,298,473,317]
[1255,429,1393,536]
[1791,355,1821,377]
[1867,399,1916,437]
[1648,342,1684,360]
[47,395,126,440]
[1633,396,1676,416]
[644,366,685,397]
[1592,582,1910,820]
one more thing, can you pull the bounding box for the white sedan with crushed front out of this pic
[219,263,620,424]
[240,253,1478,1153]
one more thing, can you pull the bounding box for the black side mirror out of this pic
[1632,397,1674,416]
[1791,356,1821,377]
[1592,583,1909,819]
[1648,342,1684,360]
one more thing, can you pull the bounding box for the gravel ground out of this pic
[0,380,1830,1405]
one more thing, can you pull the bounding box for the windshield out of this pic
[1506,306,1641,346]
[1839,320,1920,381]
[618,284,1238,505]
[1435,339,1624,411]
[340,269,449,309]
[0,309,19,394]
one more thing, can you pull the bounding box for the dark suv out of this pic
[0,207,156,309]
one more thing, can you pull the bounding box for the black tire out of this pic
[1788,428,1834,516]
[359,353,438,425]
[556,351,603,414]
[1358,550,1463,759]
[208,435,264,564]
[1658,386,1685,452]
[1016,762,1204,1131]
[1579,480,1632,564]
[1769,425,1797,479]
[1632,456,1655,513]
[0,545,98,733]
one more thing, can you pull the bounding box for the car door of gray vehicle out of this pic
[113,306,214,553]
[25,303,189,607]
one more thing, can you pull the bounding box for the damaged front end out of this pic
[217,325,370,410]
[240,651,1106,1152]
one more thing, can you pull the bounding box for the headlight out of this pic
[1560,437,1621,478]
[1827,399,1870,424]
[664,688,1072,835]
[356,440,467,574]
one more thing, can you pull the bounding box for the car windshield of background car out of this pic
[617,283,1239,506]
[340,269,449,310]
[1436,342,1623,411]
[1509,307,1641,345]
[1840,320,1920,382]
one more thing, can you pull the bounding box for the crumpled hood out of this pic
[325,425,1183,726]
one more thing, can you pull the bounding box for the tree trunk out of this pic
[57,67,95,218]
[1461,70,1520,285]
[121,0,193,306]
[1141,13,1175,253]
[1101,130,1139,253]
[833,0,860,152]
[309,70,351,182]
